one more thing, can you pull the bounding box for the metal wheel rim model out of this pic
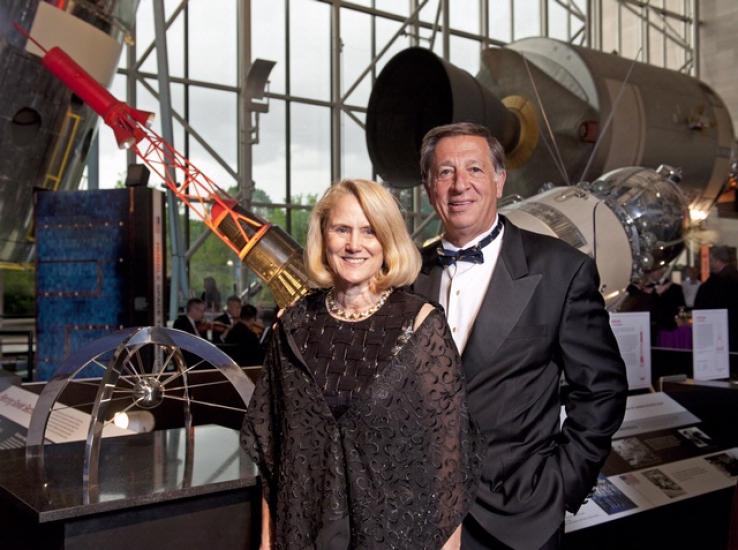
[25,326,255,500]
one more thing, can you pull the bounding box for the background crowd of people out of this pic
[173,290,266,367]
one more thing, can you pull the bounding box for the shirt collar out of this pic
[441,215,500,252]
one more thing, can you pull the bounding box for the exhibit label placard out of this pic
[609,312,651,390]
[692,309,730,380]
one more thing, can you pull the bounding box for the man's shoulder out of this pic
[419,235,441,254]
[172,315,189,329]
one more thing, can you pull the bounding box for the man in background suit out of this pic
[213,295,242,342]
[414,122,627,549]
[173,297,207,337]
[694,245,738,350]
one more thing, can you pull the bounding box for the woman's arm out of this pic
[441,525,461,550]
[260,496,271,550]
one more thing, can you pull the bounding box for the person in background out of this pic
[224,304,264,366]
[681,266,701,309]
[201,276,222,312]
[173,297,207,337]
[242,178,479,550]
[242,303,265,339]
[213,295,242,342]
[414,122,627,550]
[694,245,738,350]
[620,267,686,345]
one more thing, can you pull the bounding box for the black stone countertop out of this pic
[0,424,259,523]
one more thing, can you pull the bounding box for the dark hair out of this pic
[226,295,241,305]
[186,297,204,312]
[240,303,258,321]
[420,122,506,186]
[710,245,733,264]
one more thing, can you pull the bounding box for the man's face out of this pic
[426,135,506,246]
[227,300,241,318]
[189,303,205,322]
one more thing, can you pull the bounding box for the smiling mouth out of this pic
[342,257,368,264]
[448,199,474,210]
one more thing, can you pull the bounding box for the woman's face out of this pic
[324,194,384,292]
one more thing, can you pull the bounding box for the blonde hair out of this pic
[305,179,421,291]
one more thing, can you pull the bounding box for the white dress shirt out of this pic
[438,216,504,353]
[187,315,199,334]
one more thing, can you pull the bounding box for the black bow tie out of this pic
[437,218,503,267]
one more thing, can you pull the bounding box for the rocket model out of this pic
[20,25,309,308]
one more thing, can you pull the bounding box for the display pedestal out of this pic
[0,425,260,549]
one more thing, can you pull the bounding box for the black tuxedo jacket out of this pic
[173,315,201,337]
[213,312,233,326]
[414,217,627,549]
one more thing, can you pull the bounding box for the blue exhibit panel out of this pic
[36,190,130,380]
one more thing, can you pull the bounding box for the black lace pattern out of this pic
[241,289,480,550]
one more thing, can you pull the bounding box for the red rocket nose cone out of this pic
[210,198,238,222]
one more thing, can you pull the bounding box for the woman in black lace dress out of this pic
[242,179,479,550]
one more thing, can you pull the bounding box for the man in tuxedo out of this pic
[413,122,627,549]
[173,297,207,337]
[213,295,242,343]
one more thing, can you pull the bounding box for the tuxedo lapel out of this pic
[462,221,542,381]
[415,241,442,306]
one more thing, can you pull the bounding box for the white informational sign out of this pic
[565,448,738,532]
[692,309,730,381]
[609,312,651,390]
[613,392,699,439]
[0,385,133,444]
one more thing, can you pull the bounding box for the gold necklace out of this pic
[325,288,392,321]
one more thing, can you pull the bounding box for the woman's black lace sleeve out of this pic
[240,332,280,504]
[408,307,481,542]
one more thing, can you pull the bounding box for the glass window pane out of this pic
[136,0,157,74]
[649,17,665,67]
[601,0,619,53]
[375,1,409,17]
[451,36,481,75]
[135,79,185,151]
[513,0,540,40]
[253,99,287,206]
[419,0,441,25]
[252,0,286,94]
[375,18,412,75]
[99,74,128,188]
[188,86,237,179]
[489,0,511,43]
[290,0,330,101]
[664,0,687,70]
[341,112,372,180]
[450,0,479,34]
[290,103,330,201]
[188,1,237,86]
[341,8,372,106]
[289,203,314,247]
[166,9,185,78]
[620,6,641,61]
[548,0,569,41]
[188,228,240,307]
[134,0,185,77]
